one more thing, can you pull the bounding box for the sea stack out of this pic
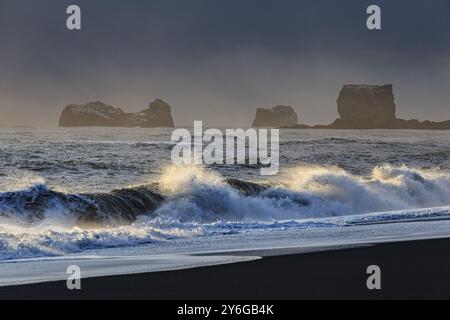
[294,84,450,129]
[251,105,298,127]
[337,84,396,127]
[58,99,175,127]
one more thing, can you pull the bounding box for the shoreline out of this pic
[2,237,450,299]
[283,125,450,130]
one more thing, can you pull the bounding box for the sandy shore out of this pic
[1,237,450,299]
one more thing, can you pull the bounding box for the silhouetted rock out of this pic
[252,105,297,127]
[288,84,450,130]
[140,99,175,127]
[337,84,396,126]
[323,118,450,130]
[59,99,174,127]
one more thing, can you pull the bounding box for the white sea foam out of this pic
[1,164,450,260]
[153,164,450,222]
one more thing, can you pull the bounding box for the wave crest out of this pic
[1,164,450,226]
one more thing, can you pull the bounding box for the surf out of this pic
[1,164,450,227]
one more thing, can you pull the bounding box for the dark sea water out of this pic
[1,127,450,260]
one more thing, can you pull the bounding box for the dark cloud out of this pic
[0,0,449,126]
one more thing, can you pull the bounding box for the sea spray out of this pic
[2,164,450,260]
[2,164,450,225]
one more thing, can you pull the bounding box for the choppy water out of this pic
[1,127,450,260]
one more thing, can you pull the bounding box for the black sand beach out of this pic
[1,237,450,300]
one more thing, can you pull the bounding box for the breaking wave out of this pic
[2,164,450,225]
[1,164,450,260]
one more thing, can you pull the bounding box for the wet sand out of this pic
[1,237,450,299]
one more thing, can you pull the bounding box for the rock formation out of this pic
[59,99,174,127]
[251,105,298,127]
[337,84,396,126]
[289,84,450,130]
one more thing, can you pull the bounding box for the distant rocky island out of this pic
[59,99,174,127]
[60,86,450,130]
[252,105,298,128]
[282,84,450,130]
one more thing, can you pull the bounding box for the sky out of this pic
[0,0,449,127]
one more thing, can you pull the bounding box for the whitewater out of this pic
[1,127,450,284]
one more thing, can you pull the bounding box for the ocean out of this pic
[1,127,450,264]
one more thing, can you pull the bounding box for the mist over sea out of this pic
[1,127,450,261]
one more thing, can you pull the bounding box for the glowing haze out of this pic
[0,0,449,127]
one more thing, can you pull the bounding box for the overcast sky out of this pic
[0,0,449,127]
